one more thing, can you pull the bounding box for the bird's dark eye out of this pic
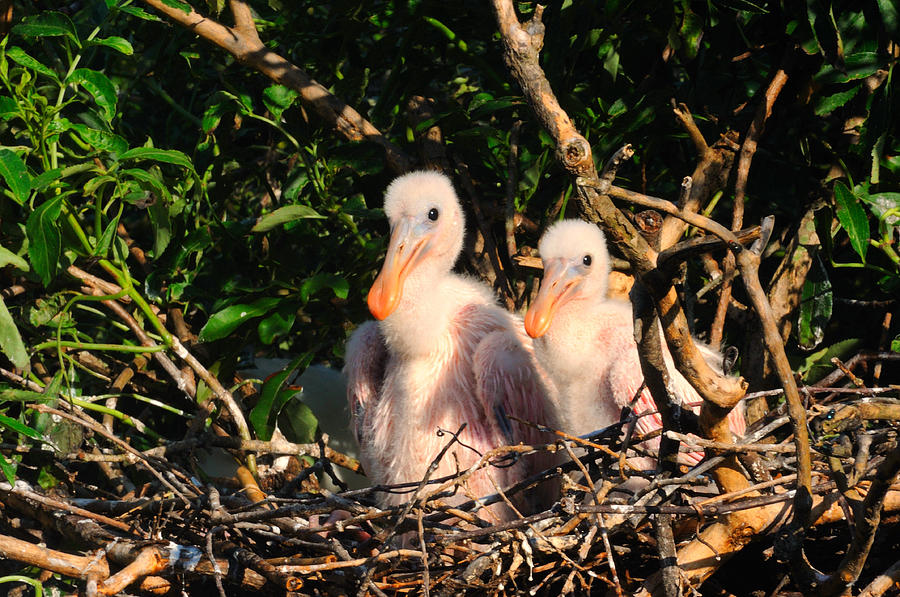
[428,208,439,221]
[582,254,592,266]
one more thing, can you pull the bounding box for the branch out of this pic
[820,440,900,595]
[139,0,411,173]
[492,0,746,413]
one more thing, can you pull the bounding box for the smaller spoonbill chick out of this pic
[524,220,745,466]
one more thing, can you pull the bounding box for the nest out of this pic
[1,369,899,597]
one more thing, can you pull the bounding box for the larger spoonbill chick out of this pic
[344,171,560,519]
[525,220,744,466]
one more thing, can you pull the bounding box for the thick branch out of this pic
[139,0,411,172]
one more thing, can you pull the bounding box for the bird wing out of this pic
[473,330,560,448]
[343,321,388,447]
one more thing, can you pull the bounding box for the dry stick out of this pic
[416,508,431,597]
[819,440,900,596]
[98,546,168,596]
[656,512,682,597]
[138,0,410,173]
[658,103,739,251]
[664,432,795,454]
[30,404,190,506]
[857,558,900,597]
[69,266,256,475]
[710,59,789,348]
[0,485,136,534]
[0,532,110,581]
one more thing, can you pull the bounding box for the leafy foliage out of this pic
[0,1,896,591]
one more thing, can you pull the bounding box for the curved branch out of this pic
[139,0,411,173]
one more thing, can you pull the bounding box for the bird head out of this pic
[367,171,464,320]
[524,220,611,338]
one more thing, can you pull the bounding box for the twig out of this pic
[819,440,900,595]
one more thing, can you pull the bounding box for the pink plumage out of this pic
[344,171,560,520]
[525,220,745,467]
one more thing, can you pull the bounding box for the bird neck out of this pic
[379,270,458,358]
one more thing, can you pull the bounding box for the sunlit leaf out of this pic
[0,296,28,369]
[300,273,349,303]
[25,197,62,286]
[0,246,28,271]
[0,413,42,441]
[68,68,117,122]
[157,0,193,13]
[833,182,870,261]
[262,84,298,122]
[250,354,310,441]
[87,36,134,55]
[5,46,58,80]
[251,204,324,232]
[119,5,163,21]
[0,95,20,119]
[0,148,31,204]
[199,297,280,342]
[12,12,80,46]
[0,452,15,485]
[861,192,900,227]
[258,305,297,344]
[69,123,128,155]
[117,147,194,170]
[814,85,860,115]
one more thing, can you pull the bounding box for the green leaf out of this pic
[119,5,163,21]
[0,413,42,441]
[68,68,117,122]
[262,84,298,122]
[833,181,870,261]
[147,193,171,256]
[68,124,128,155]
[117,147,193,170]
[158,0,193,13]
[0,95,20,119]
[797,254,832,350]
[31,167,64,192]
[861,192,900,228]
[251,204,324,233]
[87,36,134,55]
[0,246,28,271]
[0,296,28,369]
[814,85,860,115]
[815,52,882,84]
[25,197,62,286]
[198,297,280,342]
[93,204,123,258]
[249,354,310,441]
[301,273,349,303]
[875,0,898,38]
[12,12,80,46]
[0,452,16,485]
[258,305,296,344]
[891,334,900,353]
[278,398,318,445]
[5,46,59,80]
[0,148,32,204]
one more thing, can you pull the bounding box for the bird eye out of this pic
[582,254,592,266]
[428,208,439,221]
